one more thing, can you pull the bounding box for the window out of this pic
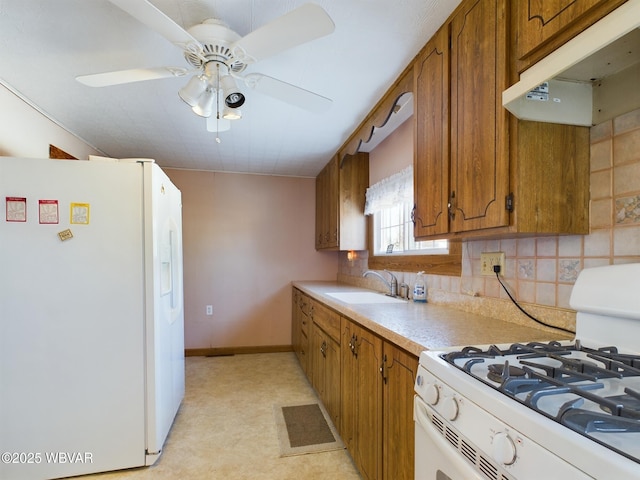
[365,166,447,256]
[374,202,448,255]
[364,165,460,275]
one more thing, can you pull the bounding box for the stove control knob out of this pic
[442,395,459,421]
[492,432,517,465]
[424,382,439,405]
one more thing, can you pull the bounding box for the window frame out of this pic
[367,216,462,275]
[372,202,449,256]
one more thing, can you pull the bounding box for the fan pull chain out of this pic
[215,63,221,143]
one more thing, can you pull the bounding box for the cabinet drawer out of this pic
[311,302,341,343]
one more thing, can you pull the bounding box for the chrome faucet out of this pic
[363,270,398,297]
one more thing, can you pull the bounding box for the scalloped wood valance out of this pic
[339,65,414,163]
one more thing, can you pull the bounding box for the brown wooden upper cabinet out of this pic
[412,26,450,238]
[315,152,369,250]
[414,0,510,237]
[511,0,629,74]
[413,0,590,240]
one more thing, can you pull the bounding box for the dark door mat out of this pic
[274,402,345,456]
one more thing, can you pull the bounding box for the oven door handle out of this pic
[415,395,484,480]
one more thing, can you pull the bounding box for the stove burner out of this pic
[440,340,640,464]
[487,363,526,383]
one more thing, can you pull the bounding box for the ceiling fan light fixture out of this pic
[191,87,216,117]
[222,106,242,120]
[225,92,245,109]
[178,75,208,107]
[220,75,245,108]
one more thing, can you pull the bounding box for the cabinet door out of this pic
[300,294,311,377]
[341,319,357,451]
[327,156,339,248]
[324,334,341,428]
[382,344,418,480]
[449,0,509,233]
[413,25,450,238]
[512,0,628,73]
[354,325,383,480]
[292,290,301,360]
[311,326,326,397]
[315,156,340,249]
[299,330,309,377]
[341,319,383,480]
[311,304,341,427]
[315,165,328,249]
[339,153,369,250]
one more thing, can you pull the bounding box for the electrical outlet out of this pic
[480,252,505,276]
[206,305,213,316]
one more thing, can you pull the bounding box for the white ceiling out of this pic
[0,0,461,177]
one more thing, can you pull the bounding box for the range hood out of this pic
[503,0,640,126]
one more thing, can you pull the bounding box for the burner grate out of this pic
[442,341,640,464]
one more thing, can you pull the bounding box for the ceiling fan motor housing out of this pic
[185,19,247,74]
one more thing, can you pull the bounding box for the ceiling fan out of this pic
[76,0,335,137]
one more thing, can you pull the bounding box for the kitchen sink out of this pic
[325,291,407,304]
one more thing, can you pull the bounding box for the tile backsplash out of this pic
[338,108,640,333]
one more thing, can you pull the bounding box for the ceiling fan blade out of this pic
[242,73,332,113]
[232,3,334,63]
[206,116,231,133]
[108,0,202,54]
[76,67,190,87]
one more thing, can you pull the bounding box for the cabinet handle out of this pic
[448,191,456,220]
[320,340,327,358]
[348,333,357,357]
[411,204,416,226]
[380,354,388,384]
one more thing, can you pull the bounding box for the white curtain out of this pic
[364,165,413,215]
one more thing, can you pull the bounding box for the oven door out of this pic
[414,395,483,480]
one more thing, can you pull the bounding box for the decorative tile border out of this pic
[616,195,640,224]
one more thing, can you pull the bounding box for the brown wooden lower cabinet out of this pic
[310,300,341,428]
[291,289,311,377]
[292,289,417,480]
[382,343,418,480]
[342,317,383,480]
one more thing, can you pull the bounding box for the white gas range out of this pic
[414,263,640,480]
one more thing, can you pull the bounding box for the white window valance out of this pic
[364,165,413,216]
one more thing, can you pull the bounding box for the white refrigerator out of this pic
[0,157,185,480]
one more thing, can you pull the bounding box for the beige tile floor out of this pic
[76,353,361,480]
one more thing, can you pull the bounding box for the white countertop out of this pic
[293,281,573,357]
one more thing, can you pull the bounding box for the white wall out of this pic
[162,169,338,350]
[369,117,413,184]
[0,84,102,159]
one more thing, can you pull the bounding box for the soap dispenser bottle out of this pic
[413,271,427,303]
